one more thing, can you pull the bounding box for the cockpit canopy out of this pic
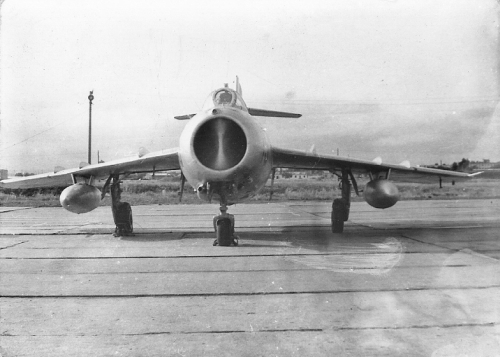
[202,87,248,112]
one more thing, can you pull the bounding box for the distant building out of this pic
[0,170,7,180]
[291,172,309,179]
[274,169,309,179]
[471,159,494,170]
[274,169,333,180]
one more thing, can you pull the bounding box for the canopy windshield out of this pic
[202,88,248,111]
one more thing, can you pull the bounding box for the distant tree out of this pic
[451,158,469,171]
[458,158,470,171]
[14,173,23,177]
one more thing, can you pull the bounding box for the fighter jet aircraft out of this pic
[0,77,480,246]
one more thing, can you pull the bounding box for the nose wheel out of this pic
[213,203,238,246]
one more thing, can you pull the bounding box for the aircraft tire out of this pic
[331,219,344,233]
[116,202,133,234]
[216,217,232,246]
[331,198,347,233]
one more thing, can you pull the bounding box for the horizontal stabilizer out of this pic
[399,160,411,168]
[174,114,196,120]
[372,157,382,165]
[138,147,150,158]
[248,108,301,118]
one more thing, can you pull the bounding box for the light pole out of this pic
[88,91,94,164]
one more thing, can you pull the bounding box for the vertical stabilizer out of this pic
[235,76,242,96]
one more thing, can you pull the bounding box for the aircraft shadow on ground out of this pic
[116,229,332,247]
[119,232,186,242]
[117,227,406,252]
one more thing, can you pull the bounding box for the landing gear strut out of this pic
[110,175,133,237]
[213,202,238,246]
[331,169,351,233]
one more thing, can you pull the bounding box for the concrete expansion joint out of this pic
[3,285,500,299]
[0,328,328,337]
[401,234,459,252]
[1,324,497,338]
[328,322,498,331]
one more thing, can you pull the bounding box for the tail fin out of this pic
[237,76,301,118]
[235,76,242,96]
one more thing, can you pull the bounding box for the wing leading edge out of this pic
[271,147,480,180]
[0,148,180,189]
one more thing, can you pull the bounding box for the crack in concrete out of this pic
[401,234,461,252]
[0,207,34,214]
[0,241,28,251]
[401,234,500,261]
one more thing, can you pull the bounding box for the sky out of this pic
[0,0,499,173]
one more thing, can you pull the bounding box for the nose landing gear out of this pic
[213,203,239,246]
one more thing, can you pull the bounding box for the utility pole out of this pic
[88,91,94,164]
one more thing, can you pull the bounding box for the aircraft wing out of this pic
[0,148,180,189]
[271,147,479,181]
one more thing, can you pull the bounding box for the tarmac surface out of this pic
[0,199,499,356]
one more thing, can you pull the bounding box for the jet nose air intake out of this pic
[193,117,247,170]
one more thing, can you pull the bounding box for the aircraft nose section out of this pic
[193,117,247,170]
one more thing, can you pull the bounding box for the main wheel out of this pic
[331,219,344,233]
[216,218,232,246]
[331,198,347,233]
[114,202,133,235]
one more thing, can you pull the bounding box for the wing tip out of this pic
[467,171,483,177]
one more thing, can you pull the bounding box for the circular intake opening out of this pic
[193,117,247,170]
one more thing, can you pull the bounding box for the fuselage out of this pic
[178,87,272,204]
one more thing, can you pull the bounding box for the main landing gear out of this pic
[331,169,352,233]
[213,203,239,246]
[109,175,134,237]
